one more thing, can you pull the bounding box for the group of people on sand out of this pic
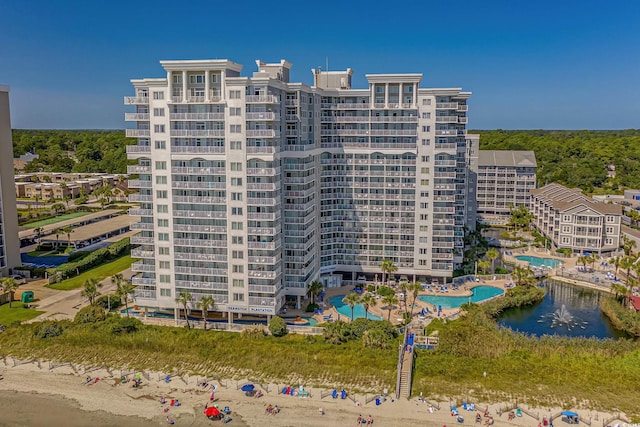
[356,414,374,425]
[265,404,280,415]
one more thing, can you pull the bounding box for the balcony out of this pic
[284,99,299,106]
[247,198,278,206]
[249,296,276,306]
[248,270,277,279]
[247,183,277,190]
[174,252,227,262]
[370,116,418,122]
[435,130,457,136]
[435,116,458,123]
[246,129,276,138]
[127,165,151,174]
[248,241,278,250]
[172,196,226,204]
[333,103,370,109]
[129,208,153,216]
[131,249,154,258]
[173,210,226,219]
[170,112,225,120]
[171,146,225,154]
[175,266,227,276]
[130,221,154,230]
[457,104,468,112]
[369,129,417,136]
[285,130,298,136]
[171,166,226,174]
[245,94,279,103]
[173,238,227,248]
[246,112,276,121]
[285,114,298,121]
[128,179,152,188]
[133,289,157,300]
[124,96,149,105]
[248,256,278,264]
[128,194,153,203]
[126,129,150,138]
[247,212,280,220]
[131,261,156,272]
[173,224,226,233]
[458,117,468,124]
[172,181,225,189]
[126,145,151,154]
[246,146,276,154]
[170,129,225,137]
[246,167,280,176]
[132,277,155,286]
[125,113,150,121]
[435,102,458,109]
[130,234,154,245]
[248,284,277,293]
[248,227,280,236]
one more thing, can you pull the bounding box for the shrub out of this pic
[305,303,319,312]
[96,294,121,311]
[377,286,395,297]
[108,316,141,334]
[556,248,572,256]
[242,327,267,339]
[34,320,67,338]
[495,267,509,274]
[268,316,287,337]
[362,328,391,349]
[74,305,107,324]
[68,251,91,263]
[322,320,352,344]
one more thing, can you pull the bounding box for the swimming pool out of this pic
[418,286,504,309]
[329,295,382,321]
[515,255,562,268]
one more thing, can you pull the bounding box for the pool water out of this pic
[329,295,382,320]
[515,255,562,268]
[418,286,504,309]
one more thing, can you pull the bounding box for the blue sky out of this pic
[1,0,639,129]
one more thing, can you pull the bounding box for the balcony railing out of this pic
[125,113,150,121]
[130,221,154,230]
[128,179,152,188]
[245,94,279,103]
[171,166,226,174]
[171,146,225,154]
[126,145,151,154]
[246,146,276,154]
[128,194,153,203]
[128,208,153,216]
[127,165,151,174]
[124,96,149,105]
[131,249,154,258]
[246,112,276,120]
[246,167,280,176]
[170,129,225,137]
[172,181,225,189]
[170,112,225,120]
[435,102,458,109]
[126,129,150,138]
[174,252,227,262]
[246,129,276,138]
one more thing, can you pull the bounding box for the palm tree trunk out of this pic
[125,299,129,316]
[351,307,354,321]
[387,308,392,321]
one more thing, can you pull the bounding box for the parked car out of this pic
[11,275,27,285]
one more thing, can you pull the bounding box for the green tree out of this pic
[81,278,102,306]
[477,260,491,275]
[381,294,398,322]
[407,282,422,318]
[512,266,536,288]
[379,258,397,287]
[61,225,74,250]
[175,290,193,329]
[306,280,323,305]
[112,274,136,315]
[619,256,634,285]
[508,205,534,231]
[322,320,351,344]
[609,255,622,278]
[1,277,18,308]
[627,209,640,228]
[342,293,361,321]
[196,295,215,331]
[622,236,637,256]
[268,316,287,337]
[486,248,499,273]
[361,293,377,320]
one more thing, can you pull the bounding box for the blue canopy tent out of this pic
[241,384,255,392]
[561,411,579,424]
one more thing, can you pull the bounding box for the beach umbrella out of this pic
[240,384,255,392]
[205,406,221,417]
[561,411,578,417]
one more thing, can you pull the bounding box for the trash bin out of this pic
[21,291,34,303]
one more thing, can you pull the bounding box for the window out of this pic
[232,207,243,215]
[563,215,571,221]
[230,141,242,150]
[420,214,428,220]
[421,112,431,119]
[606,226,614,233]
[420,202,428,209]
[160,288,171,297]
[155,140,166,149]
[232,236,244,244]
[422,125,430,132]
[159,261,170,269]
[230,162,242,171]
[419,248,428,254]
[189,74,204,84]
[421,156,430,162]
[153,91,164,100]
[231,192,243,201]
[233,293,245,301]
[232,221,243,230]
[172,74,182,84]
[160,274,171,283]
[156,190,167,199]
[419,237,428,243]
[606,215,615,223]
[422,98,431,105]
[232,265,244,273]
[422,139,430,146]
[154,124,165,133]
[158,232,169,241]
[605,238,613,245]
[231,178,242,186]
[230,107,241,116]
[562,237,570,244]
[419,259,427,266]
[232,279,244,287]
[158,247,170,255]
[157,219,169,227]
[156,176,167,184]
[157,205,168,213]
[155,161,167,170]
[420,167,430,174]
[153,108,165,116]
[230,124,241,133]
[232,250,243,258]
[230,90,241,99]
[420,179,429,186]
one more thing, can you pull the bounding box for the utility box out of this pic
[21,291,34,303]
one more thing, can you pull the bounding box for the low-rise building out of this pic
[530,183,621,254]
[476,150,537,225]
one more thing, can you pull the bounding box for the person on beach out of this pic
[166,416,174,425]
[366,415,373,425]
[357,414,363,424]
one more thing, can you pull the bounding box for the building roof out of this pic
[629,295,640,311]
[478,150,537,168]
[40,214,137,243]
[531,183,621,215]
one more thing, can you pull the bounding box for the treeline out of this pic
[12,130,128,174]
[475,129,640,193]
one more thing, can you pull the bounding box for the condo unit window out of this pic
[420,203,428,209]
[419,237,428,243]
[232,279,244,287]
[154,124,165,133]
[230,124,241,133]
[419,226,428,232]
[562,237,570,244]
[421,156,430,162]
[160,274,171,283]
[157,219,169,227]
[230,141,242,150]
[230,107,241,116]
[155,140,166,149]
[606,227,614,233]
[230,162,242,171]
[233,293,244,301]
[233,265,244,273]
[153,91,164,100]
[232,236,244,245]
[156,190,167,199]
[159,261,171,269]
[232,250,243,258]
[153,108,165,116]
[232,221,243,230]
[420,179,429,186]
[420,214,428,220]
[155,161,167,170]
[211,73,219,83]
[231,178,243,186]
[230,90,241,99]
[420,167,430,174]
[421,139,430,146]
[563,215,571,221]
[158,233,169,241]
[156,176,167,184]
[419,248,428,254]
[232,207,243,215]
[606,215,615,222]
[157,205,168,213]
[422,126,430,132]
[191,88,205,97]
[189,75,205,84]
[160,288,171,297]
[605,238,613,245]
[231,193,243,201]
[375,85,384,93]
[419,259,427,266]
[422,98,431,105]
[172,74,182,84]
[158,247,170,255]
[422,112,430,119]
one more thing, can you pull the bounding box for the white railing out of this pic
[128,179,152,188]
[127,165,151,174]
[245,94,279,103]
[126,145,151,154]
[173,210,226,218]
[124,96,149,104]
[130,222,154,230]
[173,238,228,248]
[246,129,276,138]
[128,208,153,216]
[246,146,276,154]
[171,146,225,154]
[246,112,276,120]
[246,183,277,190]
[172,196,226,204]
[173,224,226,233]
[435,130,457,136]
[170,112,224,120]
[246,198,278,206]
[174,252,227,262]
[125,113,150,121]
[130,235,154,245]
[171,166,226,174]
[172,181,226,189]
[246,167,280,175]
[369,129,417,136]
[128,194,153,203]
[131,249,154,258]
[170,129,225,137]
[436,116,458,123]
[131,277,156,285]
[131,261,156,272]
[126,129,150,137]
[436,102,458,109]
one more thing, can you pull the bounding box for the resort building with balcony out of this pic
[0,85,20,276]
[124,58,477,320]
[476,150,537,225]
[530,183,621,254]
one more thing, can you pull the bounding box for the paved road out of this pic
[26,268,133,323]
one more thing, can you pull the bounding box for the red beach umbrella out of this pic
[205,406,221,417]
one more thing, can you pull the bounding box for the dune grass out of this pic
[46,255,132,291]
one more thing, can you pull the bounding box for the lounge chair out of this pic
[341,389,347,399]
[331,389,338,399]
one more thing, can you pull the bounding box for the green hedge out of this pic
[54,238,130,280]
[600,297,640,337]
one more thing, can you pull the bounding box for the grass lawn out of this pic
[0,303,43,324]
[23,212,89,229]
[46,255,133,291]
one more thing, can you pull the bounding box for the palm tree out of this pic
[578,256,590,270]
[622,236,637,256]
[379,259,397,287]
[1,277,18,308]
[609,255,622,278]
[407,282,422,318]
[342,293,361,321]
[61,226,74,250]
[619,256,634,285]
[176,290,194,328]
[196,295,215,330]
[112,274,136,315]
[33,227,43,247]
[398,281,410,314]
[477,260,491,275]
[628,209,640,228]
[54,228,63,250]
[361,293,377,320]
[512,266,536,288]
[382,294,398,321]
[306,280,323,305]
[486,248,499,273]
[81,278,102,306]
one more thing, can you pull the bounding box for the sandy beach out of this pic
[0,360,626,427]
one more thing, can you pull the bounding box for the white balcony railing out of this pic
[245,94,279,103]
[124,96,149,105]
[126,129,150,138]
[171,146,225,154]
[127,165,151,174]
[170,129,225,137]
[124,113,150,121]
[170,112,225,120]
[126,145,151,154]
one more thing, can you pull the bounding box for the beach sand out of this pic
[0,361,623,427]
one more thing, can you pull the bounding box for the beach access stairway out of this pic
[396,328,414,399]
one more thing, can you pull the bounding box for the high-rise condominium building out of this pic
[0,85,20,276]
[125,58,477,319]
